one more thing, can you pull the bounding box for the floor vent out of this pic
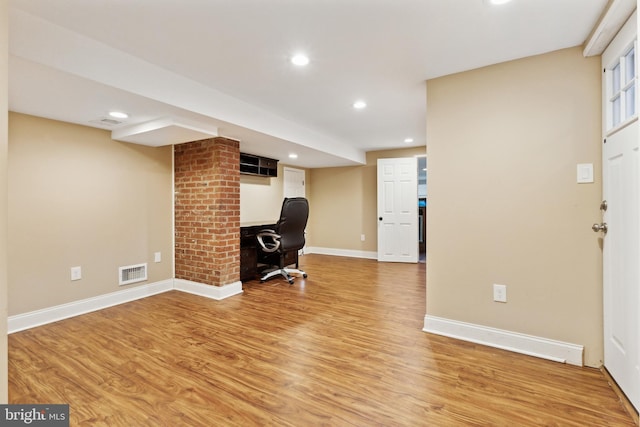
[119,263,147,286]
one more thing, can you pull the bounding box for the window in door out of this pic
[607,43,637,131]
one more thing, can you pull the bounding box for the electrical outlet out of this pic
[70,266,82,281]
[493,284,507,303]
[361,234,365,242]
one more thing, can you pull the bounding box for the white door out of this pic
[601,12,640,411]
[377,157,418,262]
[283,167,305,198]
[602,123,640,411]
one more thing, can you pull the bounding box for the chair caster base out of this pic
[259,266,307,285]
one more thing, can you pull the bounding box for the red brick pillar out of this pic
[174,137,240,286]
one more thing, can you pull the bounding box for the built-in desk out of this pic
[240,222,275,282]
[240,221,298,282]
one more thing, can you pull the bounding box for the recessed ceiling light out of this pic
[353,100,367,109]
[404,138,414,144]
[291,54,310,66]
[489,0,512,4]
[108,111,129,119]
[288,153,298,159]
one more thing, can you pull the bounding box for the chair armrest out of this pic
[257,230,281,252]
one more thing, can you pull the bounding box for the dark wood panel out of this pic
[8,255,635,426]
[240,153,278,177]
[240,223,277,282]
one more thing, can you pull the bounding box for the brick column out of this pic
[174,137,240,286]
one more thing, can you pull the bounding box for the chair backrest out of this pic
[276,197,309,252]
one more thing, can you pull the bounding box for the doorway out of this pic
[600,10,640,411]
[376,157,419,263]
[283,167,306,198]
[418,156,427,263]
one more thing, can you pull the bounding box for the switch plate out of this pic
[577,163,594,184]
[360,234,365,242]
[154,252,162,263]
[493,284,507,303]
[70,266,82,281]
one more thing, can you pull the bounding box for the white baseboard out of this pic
[8,279,174,333]
[423,315,584,366]
[8,278,243,333]
[305,246,377,260]
[174,279,243,300]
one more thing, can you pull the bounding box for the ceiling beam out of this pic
[583,0,636,57]
[9,8,366,165]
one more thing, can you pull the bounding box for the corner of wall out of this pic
[1,0,9,404]
[425,47,603,367]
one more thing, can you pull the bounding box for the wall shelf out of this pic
[240,153,278,177]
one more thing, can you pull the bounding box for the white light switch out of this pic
[493,284,507,303]
[154,252,162,263]
[577,163,594,184]
[70,266,82,281]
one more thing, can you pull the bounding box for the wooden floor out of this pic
[9,255,635,426]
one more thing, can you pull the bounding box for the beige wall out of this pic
[8,113,174,315]
[240,163,311,224]
[426,47,603,366]
[1,0,8,404]
[309,147,425,253]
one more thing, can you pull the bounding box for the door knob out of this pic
[592,222,608,233]
[600,200,608,211]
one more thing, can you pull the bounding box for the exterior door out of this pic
[601,11,640,411]
[377,157,418,262]
[602,123,640,411]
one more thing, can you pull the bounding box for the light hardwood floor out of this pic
[9,255,635,426]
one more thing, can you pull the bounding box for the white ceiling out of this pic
[8,0,610,168]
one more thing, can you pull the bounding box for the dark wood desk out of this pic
[240,222,298,282]
[240,222,275,282]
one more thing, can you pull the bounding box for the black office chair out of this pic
[257,197,309,284]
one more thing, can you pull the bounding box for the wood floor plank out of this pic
[8,254,635,426]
